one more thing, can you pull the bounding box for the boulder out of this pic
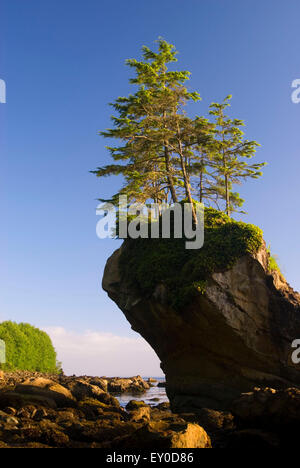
[107,376,149,393]
[15,378,75,408]
[125,400,148,411]
[88,377,108,392]
[103,241,300,411]
[0,391,57,410]
[231,386,300,427]
[18,419,70,447]
[125,400,151,422]
[190,407,235,432]
[155,402,170,411]
[110,419,211,449]
[67,379,119,407]
[129,406,151,422]
[227,386,300,447]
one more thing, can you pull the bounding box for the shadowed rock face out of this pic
[102,243,300,412]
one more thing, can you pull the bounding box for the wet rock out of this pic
[157,382,166,388]
[155,402,171,411]
[148,378,157,383]
[125,400,148,411]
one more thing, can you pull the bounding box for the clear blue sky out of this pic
[0,0,299,374]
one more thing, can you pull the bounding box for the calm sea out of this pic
[115,377,168,408]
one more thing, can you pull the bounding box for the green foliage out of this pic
[120,207,263,310]
[93,39,267,219]
[266,245,281,274]
[208,96,266,216]
[92,38,199,207]
[0,321,59,373]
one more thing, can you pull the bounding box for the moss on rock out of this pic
[120,208,263,310]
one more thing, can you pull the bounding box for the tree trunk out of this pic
[199,155,204,203]
[225,174,230,217]
[164,144,178,203]
[176,124,197,225]
[222,138,230,217]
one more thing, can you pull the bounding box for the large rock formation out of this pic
[103,241,300,412]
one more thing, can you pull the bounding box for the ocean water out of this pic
[115,377,169,408]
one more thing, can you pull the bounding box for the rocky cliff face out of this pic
[103,242,300,412]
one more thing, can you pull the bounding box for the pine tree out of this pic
[209,96,266,216]
[93,41,267,225]
[92,39,203,223]
[185,116,220,206]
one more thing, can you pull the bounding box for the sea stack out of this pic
[102,210,300,412]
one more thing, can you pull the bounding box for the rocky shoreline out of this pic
[0,371,299,448]
[0,371,209,448]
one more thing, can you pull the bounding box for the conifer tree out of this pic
[93,41,267,225]
[92,39,203,223]
[209,96,266,216]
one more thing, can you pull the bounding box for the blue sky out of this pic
[0,0,299,375]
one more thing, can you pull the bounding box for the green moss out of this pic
[79,398,108,408]
[266,245,282,275]
[119,208,263,310]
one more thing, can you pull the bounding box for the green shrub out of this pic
[120,207,263,310]
[0,321,59,373]
[266,245,282,274]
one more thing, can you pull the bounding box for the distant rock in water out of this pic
[157,382,166,388]
[102,211,300,412]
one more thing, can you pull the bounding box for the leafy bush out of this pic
[0,321,59,373]
[120,207,263,310]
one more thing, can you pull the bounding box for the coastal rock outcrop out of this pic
[103,238,300,412]
[107,376,150,393]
